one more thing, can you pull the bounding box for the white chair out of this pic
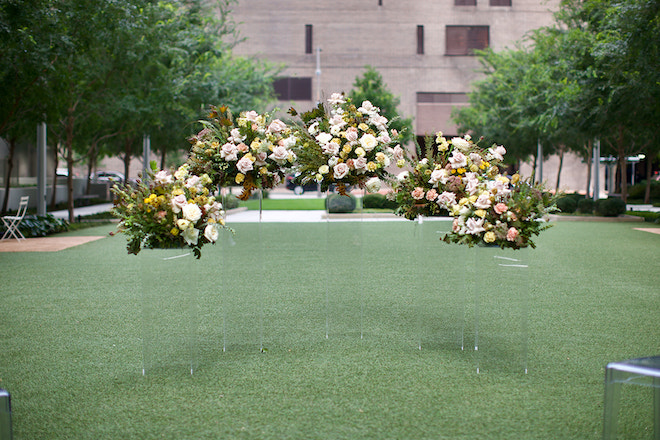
[1,195,29,241]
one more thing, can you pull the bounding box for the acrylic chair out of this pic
[1,195,29,241]
[603,355,660,440]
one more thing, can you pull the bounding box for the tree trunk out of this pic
[617,126,628,202]
[1,137,17,215]
[644,156,653,204]
[160,148,167,170]
[50,143,60,209]
[555,144,565,191]
[123,137,133,185]
[585,140,592,198]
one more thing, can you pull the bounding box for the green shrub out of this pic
[595,198,627,217]
[576,198,595,214]
[222,195,240,210]
[326,194,356,213]
[0,214,69,238]
[556,195,578,214]
[363,193,398,210]
[628,211,660,223]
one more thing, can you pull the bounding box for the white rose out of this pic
[204,224,219,243]
[316,132,333,145]
[487,145,506,161]
[182,203,202,222]
[171,194,187,213]
[267,119,287,134]
[182,227,199,245]
[318,165,330,174]
[322,142,340,156]
[333,162,350,180]
[308,122,319,135]
[154,170,173,185]
[345,126,358,143]
[243,110,259,122]
[392,145,404,161]
[269,146,290,163]
[397,171,409,181]
[449,151,467,169]
[353,156,367,171]
[365,177,381,193]
[221,143,238,161]
[451,137,471,151]
[176,218,191,230]
[328,93,345,105]
[236,155,254,173]
[474,192,492,209]
[360,133,378,152]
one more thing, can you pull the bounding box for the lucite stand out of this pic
[140,248,198,375]
[220,188,265,353]
[468,246,530,374]
[324,189,365,340]
[414,217,467,351]
[603,356,660,440]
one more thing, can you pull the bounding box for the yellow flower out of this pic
[250,140,261,151]
[470,164,479,172]
[354,147,366,156]
[358,123,369,132]
[511,173,520,184]
[484,231,496,243]
[342,144,352,154]
[397,159,406,168]
[235,173,245,184]
[366,161,378,172]
[457,168,466,175]
[475,209,487,218]
[459,198,469,206]
[375,152,387,164]
[172,188,184,196]
[469,195,478,203]
[259,167,268,175]
[170,228,179,236]
[211,141,220,149]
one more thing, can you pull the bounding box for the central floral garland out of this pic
[111,92,556,258]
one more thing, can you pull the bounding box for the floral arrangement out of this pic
[390,132,557,249]
[111,163,230,258]
[186,105,297,200]
[289,93,404,195]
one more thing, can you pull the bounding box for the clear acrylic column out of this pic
[470,246,530,374]
[140,248,198,375]
[415,217,467,351]
[325,189,364,340]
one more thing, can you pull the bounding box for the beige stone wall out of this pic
[230,0,559,135]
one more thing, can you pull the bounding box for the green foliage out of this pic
[556,195,578,214]
[627,180,660,202]
[627,211,660,223]
[348,66,414,145]
[362,193,397,210]
[595,197,627,217]
[325,194,356,213]
[0,215,69,238]
[576,197,595,214]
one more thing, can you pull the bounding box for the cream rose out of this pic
[269,146,290,163]
[333,163,350,179]
[236,156,254,174]
[182,203,202,222]
[204,224,219,243]
[359,133,378,152]
[182,226,199,246]
[365,177,381,193]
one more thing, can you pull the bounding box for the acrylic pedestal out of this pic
[603,356,660,440]
[467,245,530,374]
[139,248,198,375]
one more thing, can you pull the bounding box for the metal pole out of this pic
[143,134,151,176]
[536,139,543,184]
[36,122,47,216]
[593,138,600,201]
[315,47,322,105]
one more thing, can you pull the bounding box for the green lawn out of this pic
[239,197,327,211]
[1,220,659,439]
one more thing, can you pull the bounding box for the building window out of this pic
[455,0,477,5]
[305,24,313,54]
[273,77,313,101]
[445,26,489,56]
[417,25,424,54]
[489,0,511,5]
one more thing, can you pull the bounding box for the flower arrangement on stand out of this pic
[390,132,557,249]
[186,105,297,200]
[111,163,230,259]
[289,93,404,195]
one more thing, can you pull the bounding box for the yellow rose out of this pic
[358,123,369,132]
[342,145,352,154]
[511,173,520,184]
[354,147,366,157]
[475,209,487,218]
[319,165,329,174]
[484,231,496,243]
[470,164,479,173]
[170,228,179,236]
[469,195,478,203]
[235,173,245,184]
[250,140,261,151]
[259,167,268,175]
[397,159,406,168]
[459,197,469,206]
[366,161,378,172]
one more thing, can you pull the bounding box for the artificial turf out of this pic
[1,219,658,439]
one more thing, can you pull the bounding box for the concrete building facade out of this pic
[230,0,560,138]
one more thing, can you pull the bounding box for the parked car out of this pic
[91,171,125,184]
[285,173,319,195]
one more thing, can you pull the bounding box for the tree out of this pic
[349,66,414,146]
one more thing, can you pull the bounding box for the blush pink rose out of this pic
[506,227,519,242]
[411,187,425,200]
[494,203,508,215]
[236,156,254,173]
[425,189,438,201]
[333,162,350,179]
